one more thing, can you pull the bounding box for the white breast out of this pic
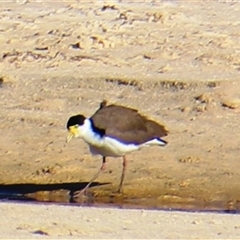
[89,137,140,157]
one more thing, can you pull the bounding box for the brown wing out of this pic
[91,104,168,144]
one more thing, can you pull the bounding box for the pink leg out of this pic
[74,157,106,197]
[117,155,127,193]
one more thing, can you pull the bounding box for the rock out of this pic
[181,106,191,113]
[195,93,213,103]
[222,98,240,109]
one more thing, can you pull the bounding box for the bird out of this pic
[66,100,168,197]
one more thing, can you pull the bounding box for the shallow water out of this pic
[0,184,239,214]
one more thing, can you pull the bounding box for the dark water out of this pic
[0,182,239,214]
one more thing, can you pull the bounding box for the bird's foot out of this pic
[70,188,95,203]
[109,191,124,202]
[73,189,86,198]
[108,188,123,198]
[69,189,86,203]
[116,186,123,195]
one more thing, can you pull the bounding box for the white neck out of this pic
[77,118,102,146]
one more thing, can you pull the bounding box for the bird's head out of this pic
[66,114,86,142]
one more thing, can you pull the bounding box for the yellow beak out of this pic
[66,132,74,143]
[66,126,79,143]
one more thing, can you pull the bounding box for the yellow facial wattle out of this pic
[66,126,79,143]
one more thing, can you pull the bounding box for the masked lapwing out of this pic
[66,100,168,196]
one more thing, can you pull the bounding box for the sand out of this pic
[1,0,240,238]
[1,202,240,239]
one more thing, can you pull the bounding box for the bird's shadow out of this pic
[0,182,109,203]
